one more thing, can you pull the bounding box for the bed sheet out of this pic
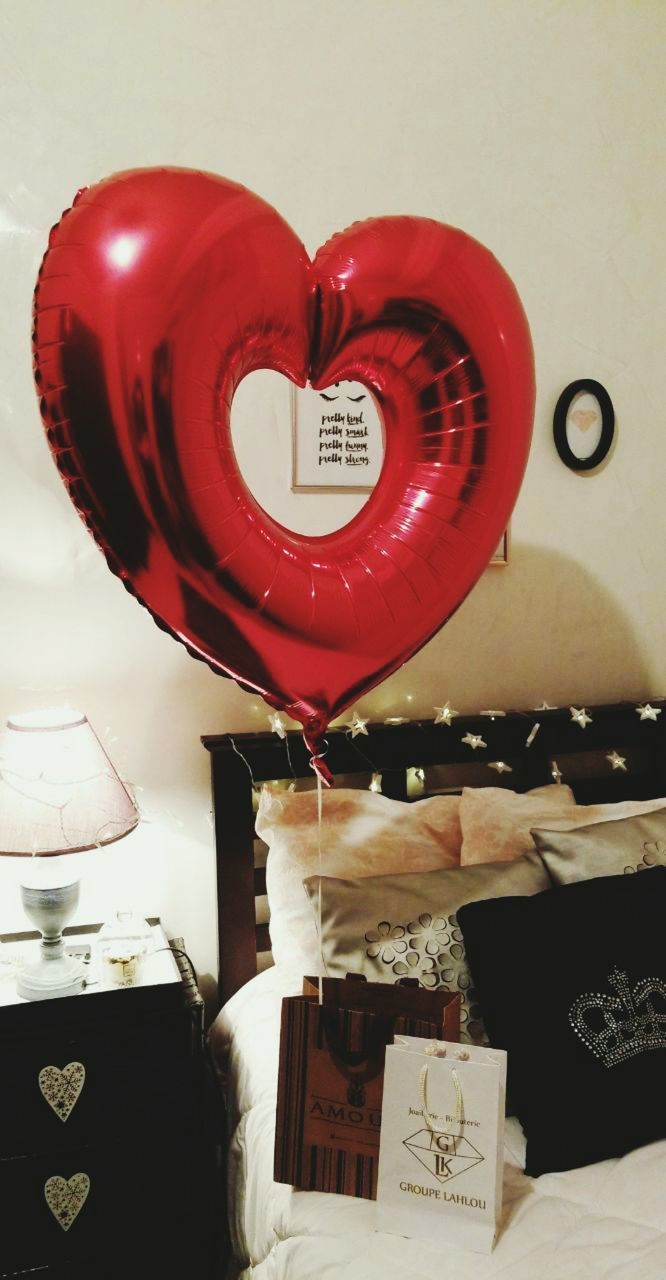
[210,967,666,1280]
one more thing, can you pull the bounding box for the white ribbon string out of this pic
[419,1060,465,1140]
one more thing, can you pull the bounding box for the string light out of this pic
[489,761,512,774]
[606,751,627,772]
[551,760,563,784]
[407,766,426,796]
[461,733,487,750]
[268,713,287,739]
[369,772,383,793]
[570,707,592,729]
[525,722,540,747]
[346,713,369,738]
[636,704,661,721]
[433,703,458,726]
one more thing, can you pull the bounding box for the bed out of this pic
[203,700,666,1279]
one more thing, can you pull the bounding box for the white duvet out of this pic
[210,968,666,1280]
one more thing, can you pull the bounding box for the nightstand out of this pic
[0,920,216,1278]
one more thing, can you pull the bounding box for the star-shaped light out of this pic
[480,709,506,719]
[636,703,662,722]
[434,703,458,726]
[384,716,409,725]
[534,701,557,711]
[489,761,512,774]
[268,713,287,739]
[347,713,369,738]
[607,750,627,772]
[462,733,487,750]
[525,722,541,747]
[570,706,592,729]
[369,772,383,793]
[550,760,563,784]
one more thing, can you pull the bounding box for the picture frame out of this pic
[490,529,510,565]
[291,381,384,492]
[553,379,615,472]
[290,380,509,567]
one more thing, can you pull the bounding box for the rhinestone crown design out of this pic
[569,968,666,1069]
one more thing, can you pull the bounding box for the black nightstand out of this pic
[0,921,216,1278]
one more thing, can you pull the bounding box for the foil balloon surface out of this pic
[33,168,534,778]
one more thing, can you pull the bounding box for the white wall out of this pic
[0,0,664,999]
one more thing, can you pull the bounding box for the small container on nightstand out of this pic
[0,919,215,1278]
[97,908,153,988]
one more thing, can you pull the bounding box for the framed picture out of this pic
[291,381,384,492]
[490,529,509,565]
[553,379,615,472]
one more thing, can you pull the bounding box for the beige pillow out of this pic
[460,784,576,864]
[303,853,550,1043]
[257,786,462,978]
[461,786,666,865]
[532,807,666,883]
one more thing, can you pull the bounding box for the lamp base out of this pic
[17,952,85,1001]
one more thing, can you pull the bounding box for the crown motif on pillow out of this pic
[569,968,666,1069]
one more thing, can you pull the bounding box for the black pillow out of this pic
[457,867,666,1177]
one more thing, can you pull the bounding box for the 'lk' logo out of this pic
[404,1128,484,1184]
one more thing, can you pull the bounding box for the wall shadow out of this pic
[373,542,657,719]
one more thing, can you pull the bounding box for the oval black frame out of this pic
[553,379,615,472]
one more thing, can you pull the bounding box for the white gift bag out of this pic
[376,1036,507,1254]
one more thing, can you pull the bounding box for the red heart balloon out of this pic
[33,169,534,772]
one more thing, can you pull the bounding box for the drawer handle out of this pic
[38,1062,86,1122]
[44,1172,90,1232]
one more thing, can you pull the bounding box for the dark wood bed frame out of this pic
[202,699,666,1008]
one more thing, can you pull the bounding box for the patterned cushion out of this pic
[532,807,666,883]
[303,853,549,1043]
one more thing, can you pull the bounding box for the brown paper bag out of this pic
[274,976,460,1198]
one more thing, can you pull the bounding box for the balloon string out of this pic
[283,734,297,782]
[317,768,323,1006]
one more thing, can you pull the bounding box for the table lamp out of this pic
[0,708,139,1000]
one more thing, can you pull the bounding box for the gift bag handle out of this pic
[420,1062,465,1140]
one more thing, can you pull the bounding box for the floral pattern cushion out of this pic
[303,854,549,1043]
[532,807,666,883]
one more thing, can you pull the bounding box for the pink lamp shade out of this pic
[0,709,139,856]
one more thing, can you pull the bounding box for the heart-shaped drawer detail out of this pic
[38,1062,86,1122]
[44,1172,90,1231]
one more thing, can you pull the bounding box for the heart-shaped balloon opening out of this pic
[230,372,384,536]
[33,169,534,779]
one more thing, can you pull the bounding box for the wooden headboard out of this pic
[202,700,666,1008]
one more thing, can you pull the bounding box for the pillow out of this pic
[459,783,576,865]
[532,807,666,883]
[457,868,666,1176]
[257,786,462,978]
[302,853,550,1043]
[460,785,666,865]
